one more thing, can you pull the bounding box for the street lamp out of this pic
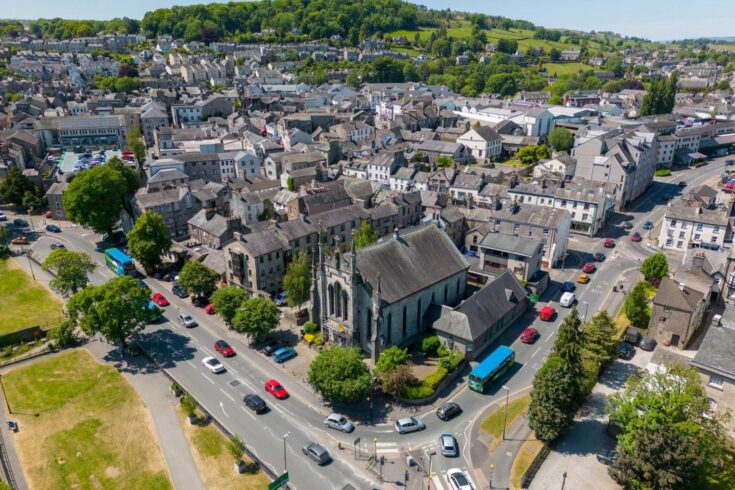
[282,432,290,473]
[427,450,436,490]
[581,301,589,323]
[561,471,568,490]
[373,437,378,461]
[501,385,511,440]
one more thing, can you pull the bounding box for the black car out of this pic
[624,327,642,345]
[192,296,209,308]
[436,402,462,421]
[162,271,179,282]
[262,340,287,356]
[639,336,657,351]
[596,449,619,465]
[12,218,28,228]
[243,394,268,414]
[617,343,635,360]
[172,284,189,298]
[45,224,61,233]
[678,180,687,188]
[593,252,606,262]
[642,220,654,230]
[622,222,634,230]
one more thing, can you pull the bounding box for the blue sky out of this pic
[3,0,733,41]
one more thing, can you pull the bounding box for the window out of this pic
[679,231,685,239]
[697,223,703,231]
[677,241,683,248]
[708,374,725,390]
[714,226,721,234]
[694,234,701,240]
[671,219,677,227]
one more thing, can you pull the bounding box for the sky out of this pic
[2,0,734,41]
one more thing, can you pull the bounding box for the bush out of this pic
[49,320,78,348]
[402,366,448,399]
[312,333,323,345]
[654,169,672,177]
[419,336,441,356]
[375,345,409,373]
[437,344,449,357]
[439,351,464,372]
[303,321,319,334]
[180,394,197,417]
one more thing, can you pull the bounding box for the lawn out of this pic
[0,258,65,335]
[392,46,421,57]
[509,439,545,490]
[177,406,270,490]
[481,394,531,442]
[542,62,596,76]
[2,349,172,490]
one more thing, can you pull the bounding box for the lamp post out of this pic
[561,471,568,490]
[427,450,436,490]
[282,432,290,473]
[501,385,511,440]
[373,437,378,461]
[581,301,589,323]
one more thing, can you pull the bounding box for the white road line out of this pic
[220,388,235,402]
[431,475,446,490]
[240,406,256,420]
[219,400,229,418]
[186,360,196,368]
[201,372,215,384]
[531,346,542,358]
[201,346,215,356]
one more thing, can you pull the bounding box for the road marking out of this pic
[201,372,215,384]
[431,474,446,490]
[219,400,229,418]
[374,442,400,455]
[531,346,542,358]
[201,346,215,356]
[240,406,256,420]
[186,360,196,368]
[222,364,237,375]
[220,388,235,402]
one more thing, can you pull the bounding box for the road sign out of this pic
[353,437,360,446]
[268,471,289,490]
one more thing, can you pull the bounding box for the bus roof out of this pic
[105,247,132,263]
[470,345,514,380]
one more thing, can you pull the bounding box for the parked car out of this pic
[561,281,575,293]
[302,442,331,465]
[0,213,6,221]
[617,343,635,360]
[624,327,642,345]
[172,284,189,298]
[192,296,209,308]
[177,311,197,328]
[272,347,297,363]
[603,239,615,248]
[264,379,288,399]
[560,292,576,308]
[593,252,606,262]
[539,305,556,321]
[447,468,474,490]
[394,417,425,434]
[324,413,354,432]
[639,336,657,351]
[151,293,169,307]
[10,236,28,245]
[50,242,65,250]
[274,291,288,306]
[12,218,28,227]
[520,327,540,344]
[205,303,216,315]
[162,271,179,282]
[576,273,590,284]
[436,402,462,421]
[45,224,61,233]
[44,210,53,219]
[596,449,619,465]
[582,262,596,273]
[262,340,287,356]
[440,433,458,457]
[630,232,642,242]
[622,222,634,230]
[678,180,687,187]
[726,159,735,166]
[243,394,268,414]
[202,356,225,374]
[642,220,654,230]
[214,339,234,357]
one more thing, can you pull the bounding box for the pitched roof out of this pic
[479,233,542,257]
[692,306,735,378]
[653,277,704,312]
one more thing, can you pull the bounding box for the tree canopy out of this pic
[177,261,218,298]
[552,307,584,399]
[126,124,146,173]
[126,211,171,273]
[42,249,97,297]
[374,345,409,373]
[527,355,578,442]
[640,252,669,281]
[624,282,651,329]
[353,219,378,250]
[548,127,574,152]
[0,168,39,207]
[231,296,279,341]
[307,346,372,403]
[640,73,678,116]
[283,252,311,308]
[62,164,128,235]
[210,286,248,325]
[582,310,617,365]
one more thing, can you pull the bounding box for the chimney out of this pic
[691,252,705,272]
[678,282,686,291]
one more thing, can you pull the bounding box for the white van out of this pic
[560,292,576,308]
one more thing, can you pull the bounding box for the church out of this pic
[310,223,469,362]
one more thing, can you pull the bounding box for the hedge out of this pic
[654,169,672,177]
[402,366,448,399]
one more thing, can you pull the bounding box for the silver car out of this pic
[394,416,425,434]
[440,433,458,457]
[177,311,197,328]
[324,413,354,433]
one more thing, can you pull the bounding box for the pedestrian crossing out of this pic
[374,441,400,455]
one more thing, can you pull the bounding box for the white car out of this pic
[447,468,475,490]
[202,356,225,374]
[394,416,425,434]
[560,292,576,308]
[324,413,354,432]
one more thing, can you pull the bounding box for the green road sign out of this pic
[529,293,539,304]
[268,471,289,490]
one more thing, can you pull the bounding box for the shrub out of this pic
[375,345,409,373]
[312,333,324,345]
[49,320,78,348]
[439,351,463,372]
[303,321,319,334]
[180,394,197,417]
[402,366,448,399]
[654,169,672,177]
[437,344,449,357]
[419,336,441,356]
[303,333,315,343]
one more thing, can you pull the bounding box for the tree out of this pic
[62,165,127,235]
[106,156,140,195]
[231,296,279,341]
[624,282,651,329]
[21,191,44,214]
[0,167,38,207]
[376,364,416,397]
[582,311,617,365]
[67,276,151,352]
[640,252,669,282]
[307,346,371,403]
[374,345,409,373]
[436,155,454,167]
[548,127,574,152]
[283,252,311,308]
[210,286,247,325]
[640,74,678,116]
[608,365,728,490]
[516,144,549,164]
[42,248,97,297]
[484,73,517,97]
[126,124,146,173]
[552,307,584,398]
[177,261,218,298]
[286,176,295,191]
[126,211,171,273]
[527,356,577,442]
[353,219,378,250]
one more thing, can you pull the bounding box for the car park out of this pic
[596,449,619,465]
[603,239,615,248]
[624,327,642,345]
[46,224,61,232]
[262,340,287,356]
[582,262,596,273]
[630,232,642,242]
[561,281,575,293]
[151,293,169,307]
[577,273,590,284]
[214,340,234,357]
[13,219,28,227]
[639,336,657,351]
[324,413,354,432]
[243,394,268,414]
[50,242,65,249]
[616,343,635,360]
[272,347,297,363]
[539,305,556,321]
[177,311,197,328]
[302,442,331,465]
[202,356,225,374]
[440,433,458,457]
[560,292,576,308]
[447,468,474,490]
[394,417,425,434]
[264,379,288,399]
[436,402,462,421]
[520,327,540,344]
[593,252,606,262]
[172,284,189,298]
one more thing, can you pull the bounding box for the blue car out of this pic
[272,347,297,363]
[562,281,575,293]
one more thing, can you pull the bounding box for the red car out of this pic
[630,232,642,242]
[214,339,234,357]
[151,292,169,307]
[603,239,615,248]
[582,262,596,273]
[265,379,288,399]
[539,305,556,321]
[520,327,540,344]
[44,210,53,219]
[205,303,216,315]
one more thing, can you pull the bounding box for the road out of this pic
[1,157,726,490]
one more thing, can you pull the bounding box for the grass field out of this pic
[481,394,531,448]
[2,349,172,490]
[711,44,735,52]
[177,407,270,490]
[0,258,65,335]
[542,62,595,76]
[392,46,421,57]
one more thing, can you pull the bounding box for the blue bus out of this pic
[468,346,515,393]
[105,248,135,276]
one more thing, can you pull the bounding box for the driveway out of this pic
[529,346,655,490]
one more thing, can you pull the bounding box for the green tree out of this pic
[210,286,248,325]
[608,364,728,490]
[106,156,140,195]
[582,311,617,365]
[307,346,371,403]
[516,144,548,164]
[640,252,669,281]
[376,364,416,397]
[42,248,97,297]
[231,296,279,341]
[374,345,409,373]
[528,356,577,442]
[283,252,311,308]
[126,125,147,174]
[624,282,651,329]
[286,176,295,191]
[548,127,574,152]
[484,73,517,97]
[21,191,45,214]
[62,165,127,235]
[126,211,171,273]
[552,307,584,397]
[353,219,378,250]
[177,261,218,298]
[0,167,38,207]
[67,276,151,352]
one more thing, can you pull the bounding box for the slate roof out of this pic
[148,168,188,184]
[692,306,735,378]
[188,210,229,237]
[355,224,468,304]
[653,277,704,312]
[665,202,729,227]
[238,230,283,257]
[479,233,542,257]
[272,219,317,242]
[308,203,368,229]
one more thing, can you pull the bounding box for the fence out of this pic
[521,443,550,488]
[0,434,17,490]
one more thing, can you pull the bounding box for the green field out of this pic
[2,349,172,490]
[481,394,531,440]
[542,62,595,76]
[0,258,65,335]
[711,44,735,52]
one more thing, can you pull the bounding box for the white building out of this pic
[456,126,502,162]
